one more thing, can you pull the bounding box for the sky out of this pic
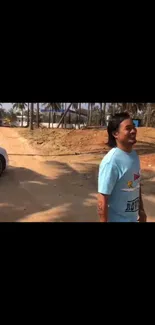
[2,103,12,110]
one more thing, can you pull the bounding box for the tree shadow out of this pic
[0,161,154,222]
[0,161,99,222]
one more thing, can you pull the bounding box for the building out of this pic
[16,116,28,127]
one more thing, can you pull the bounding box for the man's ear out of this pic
[112,130,118,140]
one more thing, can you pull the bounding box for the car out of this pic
[0,147,9,176]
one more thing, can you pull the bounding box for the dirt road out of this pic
[0,127,99,222]
[0,127,154,222]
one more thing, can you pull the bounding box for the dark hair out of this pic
[107,112,130,148]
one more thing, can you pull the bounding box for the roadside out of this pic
[17,126,155,222]
[0,126,154,222]
[0,127,99,222]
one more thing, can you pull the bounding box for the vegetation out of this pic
[1,103,155,128]
[42,103,61,128]
[12,103,27,127]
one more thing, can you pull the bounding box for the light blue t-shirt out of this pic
[98,147,141,222]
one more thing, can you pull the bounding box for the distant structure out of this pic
[16,115,28,127]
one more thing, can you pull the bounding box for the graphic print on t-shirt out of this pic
[127,181,133,188]
[124,170,141,212]
[121,170,141,193]
[134,173,140,181]
[125,197,139,212]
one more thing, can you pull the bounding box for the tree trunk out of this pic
[64,103,67,128]
[52,107,54,128]
[76,108,78,128]
[36,103,39,128]
[27,103,30,127]
[100,103,102,126]
[30,103,34,130]
[22,108,23,127]
[122,103,126,112]
[89,103,92,126]
[68,105,71,125]
[103,103,106,126]
[112,103,115,116]
[53,111,56,123]
[57,103,72,128]
[146,103,151,127]
[87,103,90,126]
[78,103,81,129]
[74,104,77,129]
[62,103,65,128]
[127,103,130,113]
[48,108,51,128]
[128,103,133,117]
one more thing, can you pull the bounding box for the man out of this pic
[98,112,147,222]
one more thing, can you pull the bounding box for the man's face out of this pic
[114,118,137,147]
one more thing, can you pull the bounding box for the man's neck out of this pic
[117,143,133,153]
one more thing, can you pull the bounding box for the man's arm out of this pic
[139,185,147,222]
[97,193,109,222]
[98,160,118,222]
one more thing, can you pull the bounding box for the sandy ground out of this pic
[0,126,155,222]
[0,127,99,222]
[18,127,155,157]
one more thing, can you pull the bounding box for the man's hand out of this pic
[97,193,108,222]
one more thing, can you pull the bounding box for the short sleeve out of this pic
[98,161,119,195]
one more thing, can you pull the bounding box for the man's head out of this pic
[107,112,137,150]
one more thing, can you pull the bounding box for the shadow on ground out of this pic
[0,159,154,222]
[0,161,99,222]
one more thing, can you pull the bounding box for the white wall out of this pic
[16,117,28,127]
[40,123,86,129]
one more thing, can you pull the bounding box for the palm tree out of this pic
[103,103,106,126]
[145,103,151,127]
[72,103,78,128]
[43,103,61,128]
[99,103,102,126]
[7,108,17,123]
[27,103,30,127]
[64,103,67,128]
[89,103,95,126]
[57,103,72,128]
[78,103,81,129]
[149,105,155,127]
[68,103,71,124]
[30,103,34,130]
[0,107,6,127]
[52,103,61,126]
[64,102,71,128]
[36,103,40,128]
[87,103,90,126]
[12,103,27,127]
